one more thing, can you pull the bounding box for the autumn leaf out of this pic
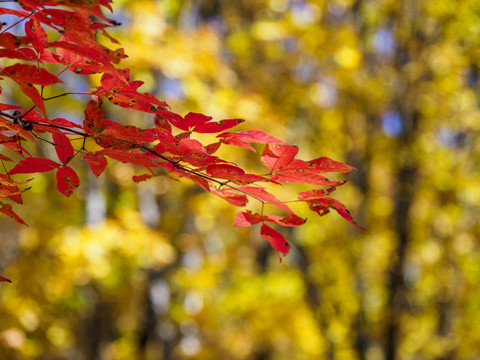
[184,112,212,128]
[132,174,153,182]
[157,111,188,131]
[84,152,108,177]
[0,276,11,283]
[0,201,26,225]
[25,19,48,53]
[192,118,244,133]
[262,214,306,227]
[237,186,293,214]
[0,48,37,62]
[260,224,290,260]
[304,197,365,230]
[19,82,45,114]
[83,96,103,135]
[0,64,62,86]
[0,154,12,162]
[298,186,345,199]
[101,125,158,143]
[305,157,356,173]
[211,189,248,207]
[206,164,245,180]
[9,157,60,175]
[271,170,347,186]
[218,129,286,151]
[234,211,262,227]
[261,143,299,172]
[56,166,80,197]
[52,132,74,165]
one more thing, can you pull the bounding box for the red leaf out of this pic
[94,133,137,151]
[9,157,60,175]
[97,148,156,169]
[237,186,293,214]
[0,8,29,17]
[0,32,30,49]
[101,125,158,143]
[83,96,103,134]
[261,143,298,172]
[234,211,262,227]
[39,49,61,63]
[205,141,222,154]
[0,276,11,283]
[154,113,172,133]
[305,197,365,230]
[260,224,290,259]
[25,19,48,53]
[47,117,83,129]
[132,174,153,182]
[233,173,273,185]
[177,172,211,192]
[52,132,74,165]
[157,111,188,131]
[262,214,306,227]
[0,103,23,111]
[56,166,80,197]
[100,70,130,91]
[184,112,212,128]
[84,152,108,177]
[0,64,62,86]
[0,154,12,162]
[175,139,218,167]
[8,193,24,204]
[0,201,26,225]
[97,76,168,113]
[57,46,78,65]
[104,91,167,113]
[19,82,45,114]
[0,48,37,61]
[305,157,355,173]
[176,138,206,155]
[217,129,287,152]
[271,170,347,186]
[211,188,248,207]
[206,164,245,180]
[298,186,345,200]
[193,118,244,133]
[2,142,31,158]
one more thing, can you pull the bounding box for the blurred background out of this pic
[1,0,480,359]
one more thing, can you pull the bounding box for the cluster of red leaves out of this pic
[0,0,364,272]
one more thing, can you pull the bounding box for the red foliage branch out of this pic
[0,0,364,268]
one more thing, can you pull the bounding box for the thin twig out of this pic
[141,146,267,203]
[0,10,35,34]
[0,111,14,119]
[30,132,56,146]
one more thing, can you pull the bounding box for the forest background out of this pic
[1,0,479,359]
